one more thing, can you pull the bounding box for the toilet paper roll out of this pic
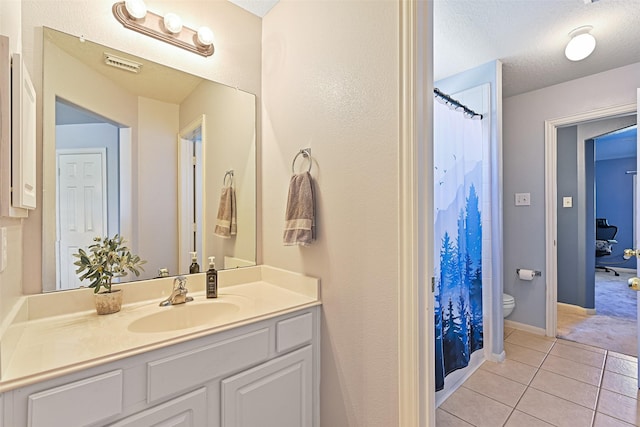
[518,269,535,281]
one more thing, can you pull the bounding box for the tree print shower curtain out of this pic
[433,98,484,392]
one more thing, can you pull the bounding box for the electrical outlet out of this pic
[563,197,573,208]
[515,193,531,206]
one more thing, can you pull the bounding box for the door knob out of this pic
[629,277,640,291]
[623,248,640,259]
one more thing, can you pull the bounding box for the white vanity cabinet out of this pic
[221,345,313,427]
[1,306,320,427]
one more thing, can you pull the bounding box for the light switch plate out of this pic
[563,196,573,208]
[515,193,531,206]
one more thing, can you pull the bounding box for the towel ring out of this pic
[292,148,312,174]
[223,170,234,185]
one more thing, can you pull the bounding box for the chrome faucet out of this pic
[159,276,194,306]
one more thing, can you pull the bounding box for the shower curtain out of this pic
[433,97,484,392]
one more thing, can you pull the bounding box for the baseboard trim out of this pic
[557,302,596,316]
[504,320,547,336]
[487,350,505,363]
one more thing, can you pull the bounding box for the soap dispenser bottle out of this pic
[206,256,218,298]
[189,252,200,274]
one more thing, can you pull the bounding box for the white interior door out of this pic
[57,150,107,290]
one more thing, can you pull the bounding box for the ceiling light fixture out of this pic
[565,26,596,61]
[112,1,214,57]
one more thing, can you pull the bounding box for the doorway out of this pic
[178,115,205,274]
[52,99,128,291]
[544,103,637,348]
[555,122,638,355]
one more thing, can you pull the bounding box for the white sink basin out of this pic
[128,301,241,333]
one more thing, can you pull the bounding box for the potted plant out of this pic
[73,234,146,315]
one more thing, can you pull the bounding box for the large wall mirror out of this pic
[42,27,257,293]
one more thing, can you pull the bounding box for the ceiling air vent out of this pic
[103,53,143,73]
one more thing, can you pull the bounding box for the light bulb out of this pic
[197,26,214,46]
[164,13,183,34]
[565,27,596,61]
[124,0,147,20]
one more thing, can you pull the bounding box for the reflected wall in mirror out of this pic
[42,27,257,293]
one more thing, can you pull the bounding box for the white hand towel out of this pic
[214,185,237,238]
[284,172,315,246]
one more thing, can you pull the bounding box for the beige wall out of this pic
[18,0,262,295]
[137,97,180,279]
[262,2,400,426]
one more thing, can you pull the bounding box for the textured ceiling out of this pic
[233,0,640,98]
[434,0,640,97]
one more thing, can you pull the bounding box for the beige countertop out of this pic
[0,266,320,392]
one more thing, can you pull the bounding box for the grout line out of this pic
[437,407,476,427]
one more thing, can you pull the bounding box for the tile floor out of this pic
[437,327,640,427]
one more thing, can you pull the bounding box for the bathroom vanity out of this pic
[0,266,320,427]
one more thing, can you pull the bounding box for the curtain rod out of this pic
[434,88,483,120]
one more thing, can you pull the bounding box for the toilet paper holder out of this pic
[516,269,541,277]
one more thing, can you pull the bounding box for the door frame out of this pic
[177,115,205,274]
[544,102,636,337]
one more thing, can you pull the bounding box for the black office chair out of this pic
[595,218,619,276]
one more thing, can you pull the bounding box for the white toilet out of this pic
[503,293,515,318]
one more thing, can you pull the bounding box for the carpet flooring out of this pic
[557,270,637,357]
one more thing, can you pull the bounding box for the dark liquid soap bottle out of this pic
[206,256,218,298]
[189,251,200,274]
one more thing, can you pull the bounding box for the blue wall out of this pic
[595,156,636,269]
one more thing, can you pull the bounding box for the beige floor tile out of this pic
[557,338,607,354]
[594,412,637,427]
[602,370,640,399]
[462,368,527,407]
[516,388,595,427]
[609,352,639,363]
[550,341,607,368]
[504,342,547,367]
[530,369,599,409]
[506,330,556,353]
[440,386,512,427]
[436,409,474,427]
[541,354,603,386]
[597,389,640,426]
[480,359,538,385]
[504,326,516,339]
[606,356,639,379]
[504,410,555,427]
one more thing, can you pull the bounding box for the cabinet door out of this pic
[108,388,206,427]
[221,345,312,427]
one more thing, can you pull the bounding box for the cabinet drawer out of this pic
[147,328,269,403]
[276,312,313,353]
[28,370,123,427]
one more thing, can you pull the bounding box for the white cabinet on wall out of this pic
[0,307,320,427]
[11,53,37,212]
[0,37,37,217]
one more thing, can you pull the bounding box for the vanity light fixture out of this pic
[565,25,596,61]
[112,1,214,57]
